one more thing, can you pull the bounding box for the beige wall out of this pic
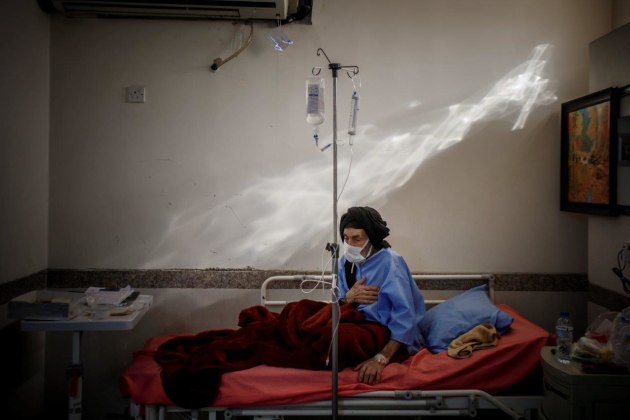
[48,0,611,274]
[0,1,50,284]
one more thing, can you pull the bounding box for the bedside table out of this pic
[21,295,153,420]
[539,346,630,420]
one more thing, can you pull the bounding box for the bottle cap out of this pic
[560,310,569,317]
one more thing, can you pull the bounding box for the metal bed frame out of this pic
[128,274,543,420]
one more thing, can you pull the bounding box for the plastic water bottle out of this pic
[555,311,573,364]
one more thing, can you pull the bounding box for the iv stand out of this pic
[312,48,359,420]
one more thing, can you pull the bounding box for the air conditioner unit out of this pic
[44,0,296,20]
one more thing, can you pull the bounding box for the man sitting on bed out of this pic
[338,206,426,385]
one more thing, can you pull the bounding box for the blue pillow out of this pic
[419,284,513,353]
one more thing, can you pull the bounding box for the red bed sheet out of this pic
[120,304,550,407]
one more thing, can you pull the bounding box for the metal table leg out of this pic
[67,331,83,420]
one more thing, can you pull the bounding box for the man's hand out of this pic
[353,357,386,384]
[353,340,401,384]
[345,277,379,304]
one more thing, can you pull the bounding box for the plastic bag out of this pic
[585,311,618,343]
[609,307,630,368]
[572,311,618,364]
[573,336,614,363]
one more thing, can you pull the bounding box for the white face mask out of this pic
[343,239,371,263]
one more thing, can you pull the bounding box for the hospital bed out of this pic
[121,274,550,420]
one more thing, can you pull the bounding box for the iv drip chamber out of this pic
[348,91,359,136]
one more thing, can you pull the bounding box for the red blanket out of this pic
[154,299,390,408]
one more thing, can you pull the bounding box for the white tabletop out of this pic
[21,295,153,332]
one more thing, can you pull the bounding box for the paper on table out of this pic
[85,285,134,305]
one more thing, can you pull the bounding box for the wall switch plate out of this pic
[126,86,145,103]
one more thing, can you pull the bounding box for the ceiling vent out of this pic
[41,0,301,20]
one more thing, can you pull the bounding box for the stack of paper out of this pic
[85,285,134,306]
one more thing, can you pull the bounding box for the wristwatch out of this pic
[373,353,389,365]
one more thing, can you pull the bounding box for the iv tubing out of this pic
[337,146,354,201]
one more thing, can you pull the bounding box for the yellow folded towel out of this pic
[447,323,499,359]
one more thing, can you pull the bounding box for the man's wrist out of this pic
[373,353,389,365]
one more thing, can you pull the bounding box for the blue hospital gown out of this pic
[338,248,426,353]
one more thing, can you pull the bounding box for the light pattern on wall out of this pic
[154,44,557,269]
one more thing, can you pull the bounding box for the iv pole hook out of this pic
[345,67,359,78]
[317,48,332,64]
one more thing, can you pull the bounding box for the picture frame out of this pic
[560,87,620,216]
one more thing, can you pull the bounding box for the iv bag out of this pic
[306,77,325,126]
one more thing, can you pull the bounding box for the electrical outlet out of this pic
[126,86,145,103]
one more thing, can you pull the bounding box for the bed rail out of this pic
[140,390,540,420]
[260,274,496,306]
[223,390,530,419]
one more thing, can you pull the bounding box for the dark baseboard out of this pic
[0,270,47,305]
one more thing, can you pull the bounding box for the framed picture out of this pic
[560,87,620,216]
[617,86,630,216]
